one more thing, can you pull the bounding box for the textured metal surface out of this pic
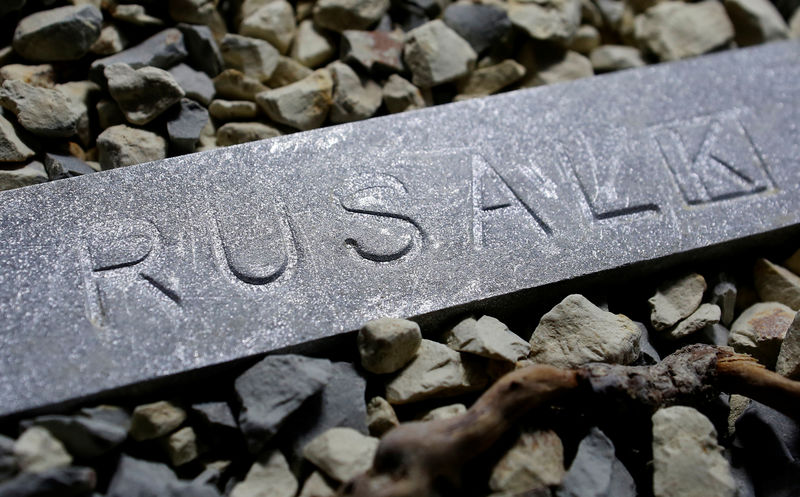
[1,41,799,416]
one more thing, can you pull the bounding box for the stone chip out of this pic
[0,80,81,137]
[729,302,795,368]
[329,61,382,124]
[753,258,800,310]
[649,273,707,331]
[404,20,477,88]
[302,427,379,482]
[313,0,390,32]
[106,63,185,125]
[382,74,425,113]
[129,401,186,441]
[366,396,399,436]
[666,303,721,340]
[220,34,280,83]
[508,0,582,45]
[256,69,333,130]
[13,5,102,61]
[97,125,168,170]
[0,114,35,163]
[240,1,296,54]
[445,315,530,363]
[490,430,564,494]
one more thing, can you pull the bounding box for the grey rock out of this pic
[44,151,95,179]
[366,396,399,436]
[302,427,379,482]
[634,1,735,61]
[712,277,737,327]
[97,125,167,169]
[90,28,188,84]
[509,0,582,45]
[385,339,487,404]
[234,354,332,453]
[216,122,281,146]
[167,99,210,154]
[239,0,279,24]
[111,4,164,27]
[313,0,390,32]
[256,69,333,130]
[209,100,259,120]
[530,294,641,368]
[291,20,336,68]
[230,450,297,497]
[724,0,789,46]
[106,63,185,125]
[649,273,707,331]
[519,47,593,87]
[490,430,564,493]
[652,406,735,497]
[267,56,314,88]
[382,74,425,113]
[169,64,216,106]
[220,34,280,83]
[0,64,55,88]
[79,405,131,432]
[404,20,477,88]
[754,258,800,310]
[569,25,602,54]
[178,24,224,77]
[213,69,269,101]
[589,45,645,72]
[191,401,238,431]
[90,24,128,56]
[342,30,405,75]
[166,427,199,467]
[107,455,177,497]
[329,61,382,123]
[358,317,422,374]
[455,60,526,101]
[169,0,227,39]
[31,414,127,459]
[0,81,81,137]
[0,114,35,163]
[421,403,466,421]
[298,472,335,497]
[13,5,102,62]
[556,427,632,497]
[129,401,186,441]
[0,466,96,497]
[776,312,800,378]
[0,162,47,191]
[445,315,530,362]
[240,1,296,54]
[13,427,72,473]
[443,2,512,55]
[729,302,795,368]
[667,303,721,340]
[734,400,799,464]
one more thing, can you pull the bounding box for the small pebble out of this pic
[341,30,405,74]
[213,69,269,101]
[267,56,313,87]
[169,63,216,105]
[230,450,297,497]
[382,74,425,113]
[666,303,721,340]
[112,4,164,27]
[167,98,210,154]
[13,5,102,61]
[129,401,186,441]
[589,45,646,71]
[291,20,336,68]
[444,315,530,363]
[105,63,185,125]
[520,47,593,87]
[0,114,35,163]
[256,69,333,130]
[421,403,466,421]
[570,24,602,54]
[240,0,297,54]
[729,302,795,368]
[443,2,513,55]
[97,125,168,169]
[178,23,224,77]
[302,427,379,482]
[455,60,526,101]
[166,427,199,467]
[491,430,565,494]
[366,396,399,436]
[357,317,422,374]
[298,471,335,497]
[216,121,281,146]
[90,24,128,55]
[312,0,390,32]
[404,20,477,88]
[556,427,635,497]
[776,312,800,378]
[0,80,82,137]
[0,161,47,191]
[90,28,188,83]
[649,273,707,331]
[209,99,259,120]
[191,401,238,431]
[220,34,280,83]
[13,426,72,473]
[328,61,382,123]
[753,258,800,310]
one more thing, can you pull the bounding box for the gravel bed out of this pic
[0,0,798,189]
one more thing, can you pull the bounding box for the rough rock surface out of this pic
[0,64,55,88]
[230,450,297,497]
[455,60,526,100]
[570,24,602,54]
[634,1,735,61]
[382,74,425,113]
[240,1,296,54]
[443,2,512,55]
[358,317,421,374]
[529,294,641,368]
[776,312,800,378]
[0,466,96,497]
[168,63,215,105]
[209,100,259,120]
[753,258,800,310]
[403,20,477,88]
[384,339,487,404]
[445,315,530,362]
[234,354,332,453]
[0,162,47,191]
[0,114,35,162]
[724,0,789,46]
[192,402,237,431]
[220,34,280,82]
[556,427,634,497]
[13,427,72,473]
[313,0,390,32]
[213,69,268,101]
[508,0,582,45]
[652,406,735,497]
[490,430,564,493]
[341,30,404,74]
[256,69,333,131]
[589,45,645,71]
[0,80,81,137]
[366,396,399,436]
[106,63,185,125]
[216,122,281,146]
[13,5,102,61]
[711,277,738,327]
[667,303,721,340]
[31,414,127,459]
[520,47,593,87]
[129,401,186,441]
[421,403,467,421]
[91,28,188,83]
[302,427,379,482]
[329,61,382,123]
[729,302,795,368]
[178,23,223,77]
[97,125,168,169]
[649,273,707,331]
[166,427,199,467]
[298,471,335,497]
[167,98,210,154]
[291,20,336,68]
[268,56,314,87]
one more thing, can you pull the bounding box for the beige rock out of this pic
[90,24,127,55]
[291,20,336,68]
[96,99,125,129]
[508,0,582,45]
[256,69,333,130]
[240,1,296,54]
[0,80,81,137]
[589,45,645,72]
[268,56,313,87]
[298,471,336,497]
[312,0,390,32]
[366,396,399,436]
[0,161,48,191]
[213,69,269,101]
[785,248,800,275]
[231,450,298,497]
[489,430,565,493]
[112,4,164,27]
[385,339,487,404]
[0,114,35,163]
[652,406,735,497]
[666,303,721,340]
[529,294,641,368]
[197,119,218,151]
[303,427,379,482]
[0,64,55,88]
[209,99,259,120]
[455,60,526,101]
[216,122,281,146]
[14,427,72,473]
[730,302,795,368]
[727,394,750,438]
[358,317,421,374]
[166,426,199,467]
[776,312,800,379]
[220,34,280,82]
[649,273,706,331]
[444,315,530,363]
[791,8,800,38]
[421,403,467,421]
[382,74,425,113]
[723,0,788,46]
[129,400,186,441]
[569,24,601,53]
[519,47,592,87]
[404,20,477,88]
[97,125,167,170]
[328,61,382,123]
[754,258,800,309]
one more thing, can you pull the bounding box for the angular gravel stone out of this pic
[43,154,95,180]
[445,315,530,362]
[653,406,735,497]
[97,125,167,169]
[313,0,390,32]
[508,0,582,45]
[0,64,55,88]
[167,99,210,154]
[589,45,645,72]
[209,100,259,120]
[256,69,333,130]
[366,396,399,436]
[291,20,336,68]
[734,400,800,464]
[329,61,382,123]
[634,1,735,61]
[530,294,641,368]
[649,273,707,331]
[785,249,800,275]
[569,24,601,54]
[14,427,72,473]
[792,9,800,38]
[421,403,466,421]
[191,402,237,431]
[729,302,795,368]
[385,339,487,404]
[0,162,47,191]
[404,20,477,88]
[341,30,404,74]
[96,98,126,129]
[0,81,81,137]
[107,455,176,497]
[667,303,721,340]
[234,354,332,453]
[178,24,224,77]
[382,74,425,113]
[90,24,127,56]
[13,5,102,61]
[213,69,268,101]
[0,0,26,17]
[267,56,314,87]
[298,472,335,497]
[166,427,199,467]
[106,63,185,125]
[712,277,737,327]
[557,428,635,497]
[0,466,96,497]
[455,59,526,101]
[0,434,17,482]
[111,4,164,27]
[490,430,564,494]
[443,2,512,55]
[0,114,35,163]
[240,1,296,54]
[724,0,789,46]
[79,406,131,431]
[31,414,127,459]
[520,48,593,87]
[357,317,422,374]
[776,312,800,378]
[129,401,186,441]
[169,63,215,106]
[231,450,297,497]
[753,258,800,309]
[216,122,281,146]
[302,427,379,482]
[90,28,188,83]
[221,34,280,83]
